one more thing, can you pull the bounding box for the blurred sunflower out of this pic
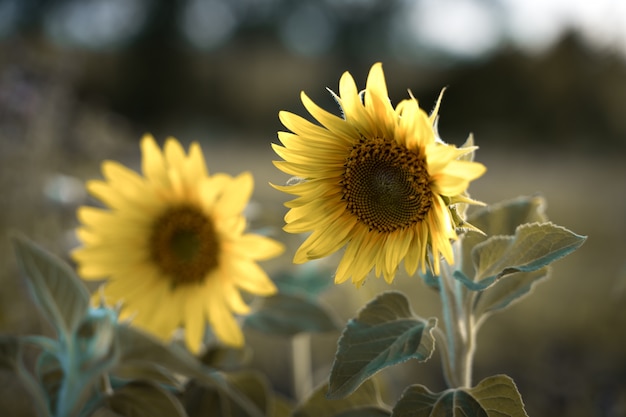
[73,135,284,353]
[273,63,485,287]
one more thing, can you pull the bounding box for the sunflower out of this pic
[272,63,486,287]
[73,134,284,353]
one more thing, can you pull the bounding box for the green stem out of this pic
[438,245,477,388]
[292,333,313,401]
[56,346,81,417]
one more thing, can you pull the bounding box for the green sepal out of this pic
[293,380,389,417]
[10,234,90,340]
[244,293,340,336]
[327,291,437,399]
[391,374,528,417]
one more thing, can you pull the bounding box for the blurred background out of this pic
[0,0,625,416]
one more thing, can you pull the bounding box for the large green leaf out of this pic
[472,268,550,323]
[459,196,548,279]
[293,380,389,417]
[179,380,222,417]
[181,371,272,417]
[116,325,208,378]
[244,293,340,336]
[11,234,90,338]
[327,291,437,399]
[226,371,272,417]
[392,375,527,417]
[0,335,20,371]
[112,362,186,390]
[466,196,548,236]
[105,380,187,417]
[272,264,333,299]
[200,345,252,371]
[116,326,265,417]
[455,222,585,291]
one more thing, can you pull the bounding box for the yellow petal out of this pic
[183,285,205,353]
[230,234,284,261]
[141,134,167,184]
[214,172,253,217]
[207,295,243,347]
[229,259,277,296]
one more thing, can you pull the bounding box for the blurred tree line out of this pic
[1,0,625,152]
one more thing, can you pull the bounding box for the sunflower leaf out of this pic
[244,293,340,336]
[472,268,550,321]
[272,264,333,299]
[10,234,90,338]
[226,371,272,416]
[463,222,586,290]
[116,326,266,417]
[466,195,548,236]
[105,380,187,417]
[293,380,389,417]
[327,291,437,399]
[0,335,20,371]
[116,325,207,375]
[459,196,548,279]
[392,374,528,417]
[112,362,186,391]
[180,371,273,417]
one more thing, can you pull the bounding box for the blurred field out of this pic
[1,129,625,415]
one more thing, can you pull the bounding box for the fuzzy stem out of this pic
[292,332,313,401]
[438,248,477,388]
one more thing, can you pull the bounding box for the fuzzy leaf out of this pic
[181,372,271,417]
[272,264,333,299]
[227,371,272,416]
[179,381,222,417]
[11,234,90,338]
[0,335,20,370]
[457,222,585,290]
[200,345,252,371]
[116,326,265,417]
[245,293,339,336]
[473,268,550,321]
[467,196,547,235]
[116,325,208,377]
[328,292,437,399]
[460,196,548,279]
[271,395,293,417]
[392,375,528,417]
[91,408,124,417]
[106,380,187,417]
[334,409,391,417]
[112,362,185,390]
[293,380,389,417]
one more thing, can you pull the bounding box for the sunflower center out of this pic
[342,137,432,233]
[149,205,219,286]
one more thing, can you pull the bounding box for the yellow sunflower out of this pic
[272,63,486,287]
[73,134,284,353]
